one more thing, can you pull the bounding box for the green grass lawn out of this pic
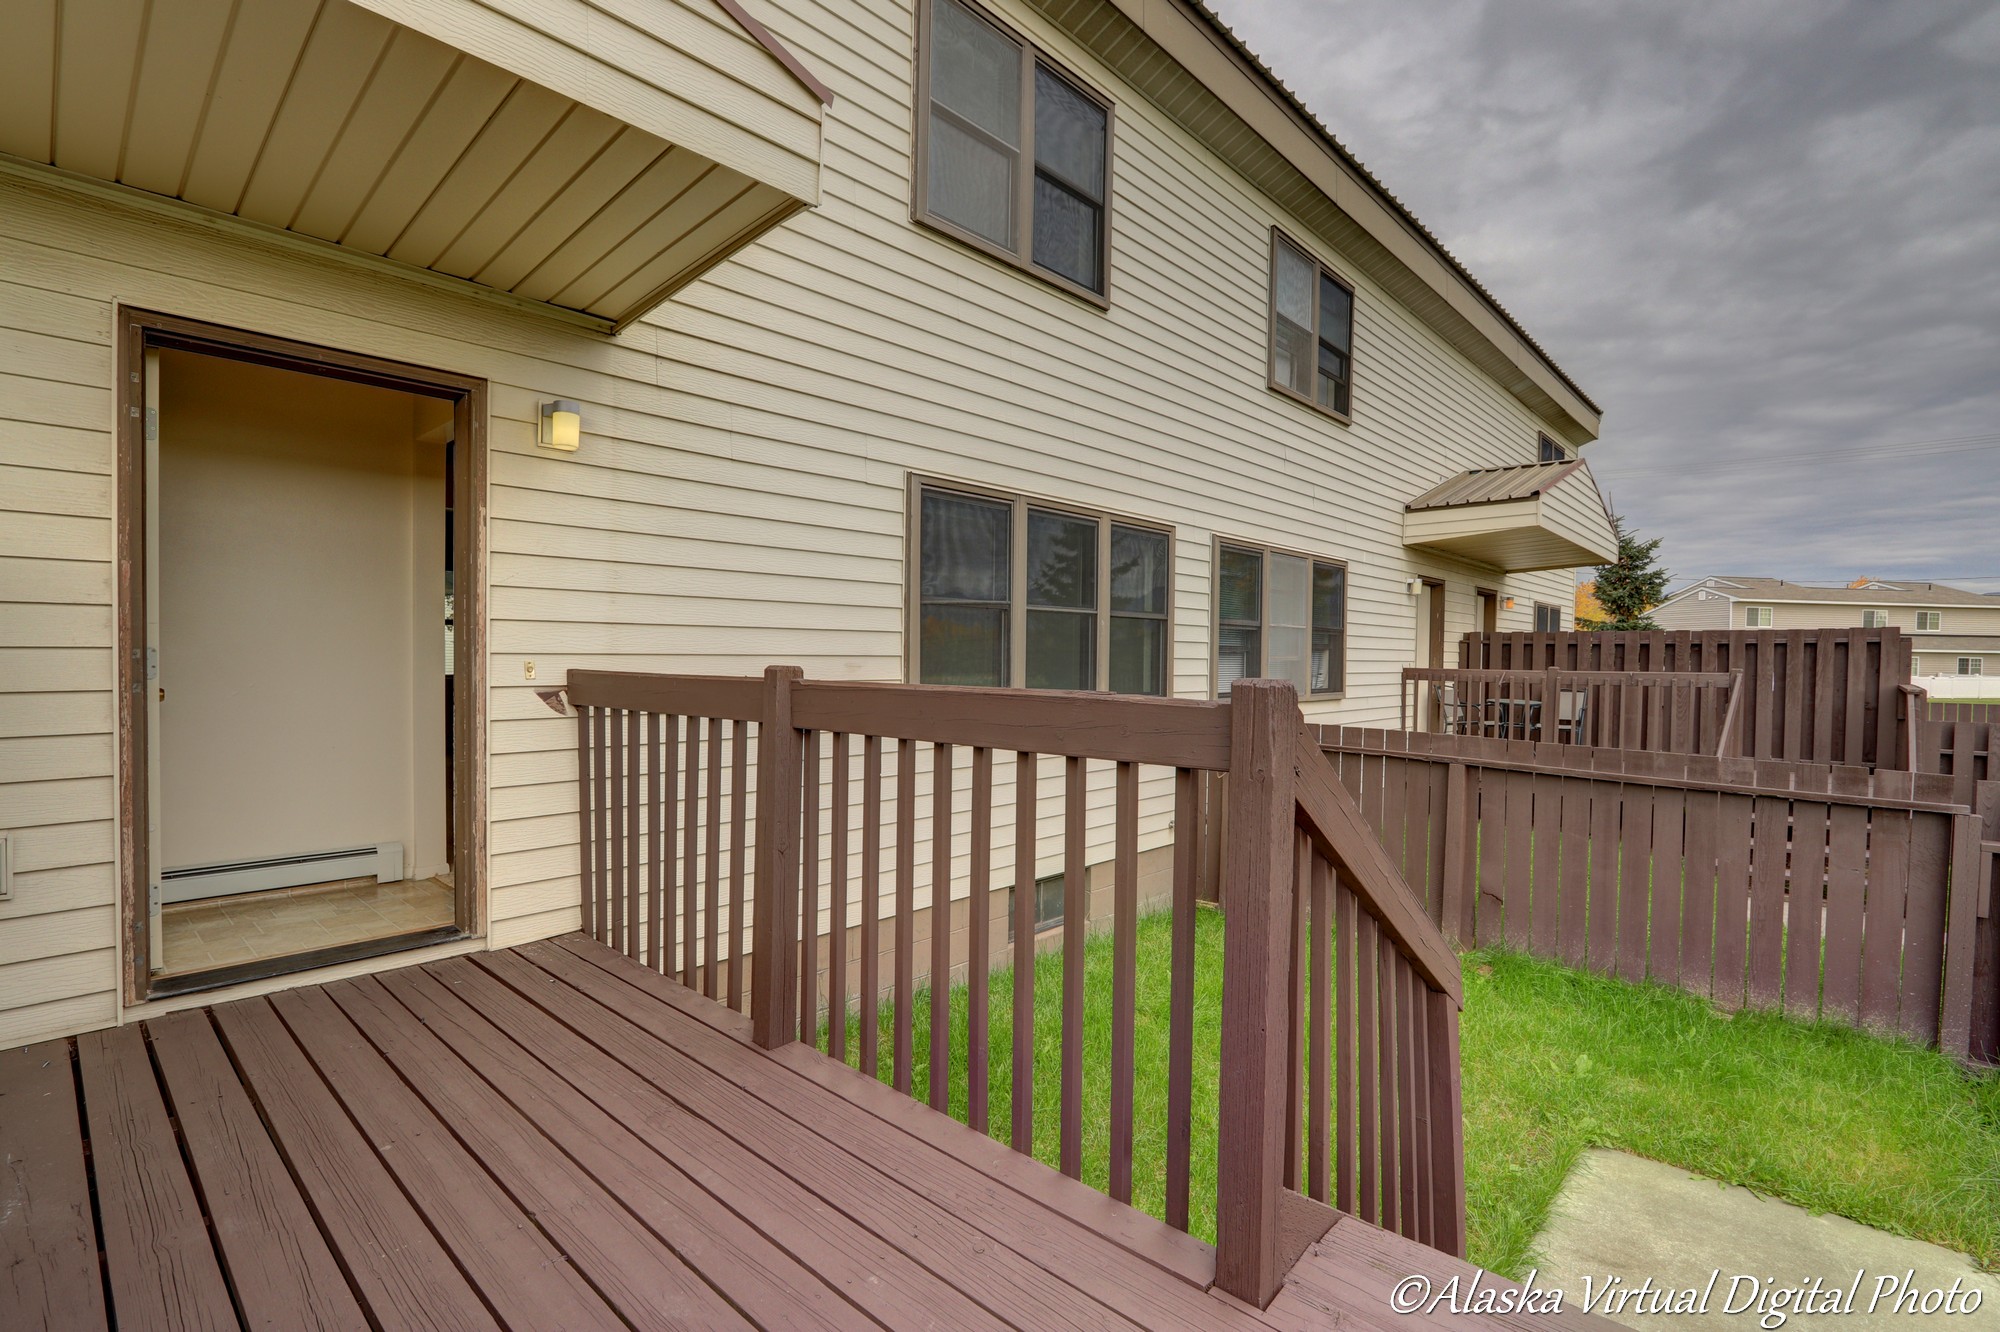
[822,908,2000,1275]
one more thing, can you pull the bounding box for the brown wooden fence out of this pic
[1462,628,1914,768]
[569,668,1467,1307]
[1924,699,2000,724]
[1315,727,1996,1063]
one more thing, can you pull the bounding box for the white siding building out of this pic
[0,0,1614,1046]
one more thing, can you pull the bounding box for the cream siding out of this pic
[1650,591,1736,630]
[0,0,1588,1045]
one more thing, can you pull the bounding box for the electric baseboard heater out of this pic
[157,843,405,905]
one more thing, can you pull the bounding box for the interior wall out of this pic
[158,350,447,874]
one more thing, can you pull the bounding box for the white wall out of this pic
[0,0,1587,1046]
[158,351,448,875]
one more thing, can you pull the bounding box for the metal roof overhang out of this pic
[1402,460,1619,573]
[0,0,830,333]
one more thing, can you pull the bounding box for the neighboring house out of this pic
[1652,576,2000,697]
[0,0,1615,1048]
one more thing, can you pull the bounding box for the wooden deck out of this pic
[2,935,1594,1330]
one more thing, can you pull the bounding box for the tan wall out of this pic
[0,0,1587,1047]
[158,351,448,874]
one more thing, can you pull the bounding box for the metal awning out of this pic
[1403,459,1618,572]
[0,0,830,332]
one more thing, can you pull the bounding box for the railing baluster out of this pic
[626,707,642,962]
[704,716,722,1000]
[1355,909,1378,1224]
[680,715,700,988]
[649,712,666,973]
[860,734,882,1080]
[829,733,851,1064]
[1378,929,1401,1235]
[968,746,993,1135]
[801,728,822,1046]
[1167,766,1198,1231]
[1308,851,1331,1203]
[1397,953,1421,1239]
[729,718,749,1012]
[1426,984,1467,1258]
[1109,759,1139,1204]
[1285,828,1307,1191]
[1411,961,1434,1246]
[1011,751,1036,1154]
[578,705,596,943]
[1060,754,1086,1179]
[894,738,916,1095]
[609,708,625,957]
[1335,878,1357,1215]
[930,742,954,1112]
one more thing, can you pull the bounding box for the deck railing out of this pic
[1402,666,1743,755]
[567,667,1465,1307]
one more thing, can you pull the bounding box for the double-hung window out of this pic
[1862,609,1890,629]
[915,0,1112,299]
[1269,230,1355,419]
[1215,542,1347,697]
[1744,606,1774,628]
[1534,603,1563,632]
[1959,658,1985,677]
[916,483,1169,693]
[1916,611,1942,632]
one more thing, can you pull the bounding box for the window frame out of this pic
[1265,227,1357,424]
[1537,433,1570,463]
[1959,657,1984,677]
[1744,605,1774,628]
[1209,535,1350,700]
[911,0,1116,307]
[907,476,1173,694]
[1915,610,1942,632]
[1534,602,1563,633]
[1861,609,1890,629]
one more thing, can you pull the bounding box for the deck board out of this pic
[0,1040,108,1332]
[0,934,1610,1331]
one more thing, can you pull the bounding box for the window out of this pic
[1916,611,1942,632]
[1745,606,1774,628]
[1215,542,1347,697]
[915,0,1112,299]
[1538,433,1570,463]
[1269,230,1355,419]
[1008,872,1067,942]
[1862,609,1890,629]
[915,483,1168,693]
[1534,603,1563,632]
[1960,658,1985,677]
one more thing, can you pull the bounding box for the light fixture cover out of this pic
[540,399,582,451]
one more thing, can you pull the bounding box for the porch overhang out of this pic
[0,0,830,333]
[1402,459,1618,573]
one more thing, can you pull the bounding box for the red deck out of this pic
[2,935,1599,1330]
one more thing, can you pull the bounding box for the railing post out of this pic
[1214,678,1299,1309]
[751,665,805,1049]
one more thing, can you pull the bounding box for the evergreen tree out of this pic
[1579,516,1670,631]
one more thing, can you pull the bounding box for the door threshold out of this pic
[145,925,466,1000]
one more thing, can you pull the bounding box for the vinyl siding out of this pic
[0,0,1585,1044]
[1651,593,1736,630]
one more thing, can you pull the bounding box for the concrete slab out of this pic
[1531,1149,1995,1330]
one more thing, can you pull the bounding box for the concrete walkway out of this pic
[1531,1150,1995,1330]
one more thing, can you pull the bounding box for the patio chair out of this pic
[1433,681,1477,734]
[1553,688,1588,743]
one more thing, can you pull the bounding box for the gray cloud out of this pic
[1206,0,2000,593]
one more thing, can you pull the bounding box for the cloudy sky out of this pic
[1207,0,2000,594]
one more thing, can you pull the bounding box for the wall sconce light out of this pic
[1406,577,1423,597]
[539,400,582,451]
[1504,596,1516,610]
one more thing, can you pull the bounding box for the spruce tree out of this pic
[1580,516,1670,631]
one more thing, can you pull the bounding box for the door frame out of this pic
[115,307,489,1002]
[1422,577,1448,668]
[1475,586,1499,638]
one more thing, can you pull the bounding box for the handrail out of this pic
[568,668,1469,1310]
[1293,721,1463,1004]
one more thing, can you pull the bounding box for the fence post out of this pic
[1214,678,1299,1309]
[1439,762,1472,945]
[751,665,805,1049]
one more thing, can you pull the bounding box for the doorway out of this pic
[117,310,486,999]
[1475,588,1499,638]
[1419,577,1447,729]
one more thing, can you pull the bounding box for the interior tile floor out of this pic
[159,875,454,976]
